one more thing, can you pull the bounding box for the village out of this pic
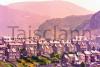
[0,34,99,67]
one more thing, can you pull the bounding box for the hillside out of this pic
[8,1,92,18]
[0,1,93,36]
[37,14,92,39]
[0,5,48,36]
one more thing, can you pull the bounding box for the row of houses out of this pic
[0,37,37,61]
[0,36,99,62]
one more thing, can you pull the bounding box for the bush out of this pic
[50,52,61,63]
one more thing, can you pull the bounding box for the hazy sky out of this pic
[0,0,100,12]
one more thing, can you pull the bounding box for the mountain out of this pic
[0,5,48,36]
[37,14,92,39]
[0,1,93,36]
[8,1,92,18]
[79,11,100,36]
[89,11,100,29]
[77,11,100,30]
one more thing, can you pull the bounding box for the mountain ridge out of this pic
[0,1,93,36]
[37,14,92,39]
[8,1,92,18]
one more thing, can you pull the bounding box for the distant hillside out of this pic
[0,1,93,36]
[90,11,100,29]
[8,1,92,18]
[77,11,100,30]
[37,14,92,39]
[0,5,48,36]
